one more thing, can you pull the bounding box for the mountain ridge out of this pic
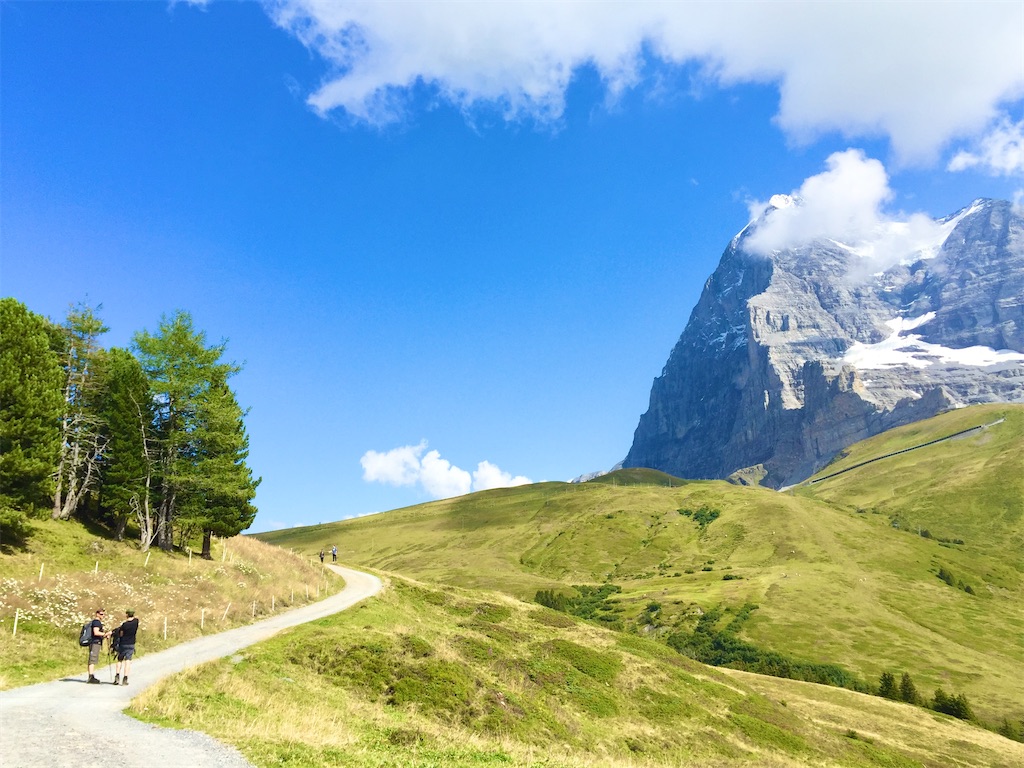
[623,197,1024,487]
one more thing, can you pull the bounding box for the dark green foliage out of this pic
[936,565,977,595]
[665,604,864,691]
[722,573,743,580]
[997,718,1023,742]
[931,688,974,721]
[899,672,919,705]
[96,348,154,540]
[0,299,63,528]
[534,584,622,624]
[678,504,721,529]
[133,311,258,552]
[937,566,956,586]
[534,589,567,612]
[878,671,898,699]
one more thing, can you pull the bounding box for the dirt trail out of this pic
[0,564,382,767]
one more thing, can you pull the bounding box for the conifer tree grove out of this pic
[0,299,64,539]
[0,300,259,549]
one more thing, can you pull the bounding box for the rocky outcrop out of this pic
[623,198,1024,488]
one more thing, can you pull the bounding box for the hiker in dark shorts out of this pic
[319,549,325,564]
[331,545,337,562]
[114,609,139,686]
[86,608,110,684]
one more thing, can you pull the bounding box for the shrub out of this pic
[679,505,721,529]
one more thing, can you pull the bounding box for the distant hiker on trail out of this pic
[319,549,325,564]
[113,609,139,686]
[331,545,337,562]
[86,609,110,684]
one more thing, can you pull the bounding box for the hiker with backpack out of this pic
[113,609,139,686]
[83,608,110,684]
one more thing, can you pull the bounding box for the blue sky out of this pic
[3,1,1022,532]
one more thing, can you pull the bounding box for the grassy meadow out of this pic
[128,574,1024,767]
[256,404,1024,727]
[0,519,342,689]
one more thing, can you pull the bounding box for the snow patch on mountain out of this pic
[842,313,1024,371]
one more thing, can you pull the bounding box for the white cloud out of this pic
[948,116,1024,176]
[360,441,532,500]
[472,460,531,491]
[359,440,426,486]
[744,150,952,273]
[419,449,472,498]
[264,1,1024,162]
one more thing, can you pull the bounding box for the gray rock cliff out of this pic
[623,198,1024,487]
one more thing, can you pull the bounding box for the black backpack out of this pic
[78,621,93,647]
[111,626,122,654]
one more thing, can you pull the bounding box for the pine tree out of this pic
[899,672,919,704]
[96,348,155,544]
[878,671,899,699]
[0,299,63,538]
[192,380,260,558]
[133,311,256,551]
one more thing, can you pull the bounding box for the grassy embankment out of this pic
[257,404,1024,726]
[0,521,341,688]
[128,573,1024,767]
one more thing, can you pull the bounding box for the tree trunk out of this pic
[201,530,213,560]
[157,491,174,551]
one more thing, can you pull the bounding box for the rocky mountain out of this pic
[623,197,1024,488]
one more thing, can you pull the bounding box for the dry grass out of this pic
[724,668,1024,768]
[0,518,341,689]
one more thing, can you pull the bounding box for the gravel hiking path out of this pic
[0,564,382,768]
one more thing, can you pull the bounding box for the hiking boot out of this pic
[113,674,120,685]
[87,676,100,684]
[121,677,128,686]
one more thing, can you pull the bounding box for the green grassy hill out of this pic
[257,404,1024,727]
[130,573,1024,767]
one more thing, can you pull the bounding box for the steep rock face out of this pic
[624,198,1024,487]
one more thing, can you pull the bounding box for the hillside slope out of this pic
[130,575,1024,767]
[257,404,1024,724]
